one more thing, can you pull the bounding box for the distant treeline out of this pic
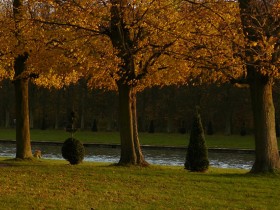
[1,79,280,135]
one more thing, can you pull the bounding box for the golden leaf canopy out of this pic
[0,0,279,89]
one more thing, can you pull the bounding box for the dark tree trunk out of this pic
[54,90,61,129]
[167,87,175,133]
[3,81,13,128]
[5,109,10,128]
[117,84,148,166]
[224,111,232,136]
[249,73,280,172]
[29,84,35,129]
[238,0,280,172]
[224,86,232,136]
[79,85,86,130]
[118,84,137,165]
[131,90,149,166]
[78,80,87,130]
[110,0,147,166]
[14,53,33,159]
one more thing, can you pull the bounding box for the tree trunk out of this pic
[117,84,148,166]
[14,53,33,159]
[29,84,35,129]
[238,0,280,172]
[224,112,232,136]
[54,90,61,129]
[224,87,232,136]
[5,109,10,128]
[80,90,85,130]
[167,87,175,133]
[131,90,149,166]
[110,0,148,166]
[118,84,136,165]
[78,80,86,130]
[249,73,280,172]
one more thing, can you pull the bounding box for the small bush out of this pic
[185,107,209,172]
[61,138,85,165]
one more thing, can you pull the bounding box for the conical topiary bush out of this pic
[185,107,209,172]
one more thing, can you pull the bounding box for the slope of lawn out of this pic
[0,158,279,210]
[0,128,258,149]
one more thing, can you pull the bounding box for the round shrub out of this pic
[61,138,85,165]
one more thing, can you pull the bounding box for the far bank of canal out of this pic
[0,139,255,169]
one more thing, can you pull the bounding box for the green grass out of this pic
[0,158,279,209]
[0,128,260,149]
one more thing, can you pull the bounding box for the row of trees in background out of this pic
[0,80,256,134]
[0,0,279,172]
[2,79,280,136]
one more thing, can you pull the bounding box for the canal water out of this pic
[0,143,254,169]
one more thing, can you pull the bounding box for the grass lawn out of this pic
[0,158,279,209]
[0,128,259,149]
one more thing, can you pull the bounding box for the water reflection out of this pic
[0,143,254,169]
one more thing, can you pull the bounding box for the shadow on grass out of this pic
[202,169,280,179]
[0,158,46,167]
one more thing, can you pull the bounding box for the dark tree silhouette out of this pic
[207,121,214,135]
[148,120,155,133]
[240,122,246,136]
[66,111,77,138]
[185,107,209,172]
[91,119,98,132]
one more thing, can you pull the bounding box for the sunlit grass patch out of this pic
[0,158,279,209]
[0,129,258,149]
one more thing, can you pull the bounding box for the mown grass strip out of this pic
[0,129,258,149]
[0,158,279,209]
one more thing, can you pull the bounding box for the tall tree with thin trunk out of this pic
[13,0,33,159]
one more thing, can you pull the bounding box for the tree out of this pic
[181,0,280,172]
[237,0,280,172]
[206,121,214,135]
[185,107,209,172]
[39,0,189,166]
[0,0,82,159]
[12,0,33,159]
[240,122,247,136]
[275,119,280,138]
[108,0,187,165]
[148,120,155,133]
